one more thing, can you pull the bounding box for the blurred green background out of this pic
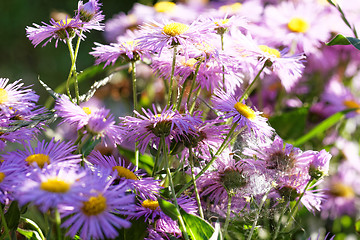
[0,0,151,105]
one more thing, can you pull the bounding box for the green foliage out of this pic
[326,34,360,51]
[158,198,179,221]
[118,146,154,175]
[181,211,220,240]
[4,201,20,231]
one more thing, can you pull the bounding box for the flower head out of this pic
[212,89,274,142]
[76,0,105,31]
[26,17,83,47]
[60,168,136,239]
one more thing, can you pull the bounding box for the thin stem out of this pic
[65,39,74,100]
[186,74,197,107]
[162,137,189,240]
[272,203,288,240]
[131,61,138,111]
[240,64,266,102]
[176,78,188,111]
[220,33,226,92]
[0,205,11,240]
[178,62,201,110]
[75,134,92,155]
[189,87,201,114]
[176,123,240,197]
[284,180,313,230]
[54,208,62,240]
[20,217,45,240]
[168,46,177,106]
[189,148,204,219]
[247,192,269,240]
[152,141,162,177]
[223,192,233,235]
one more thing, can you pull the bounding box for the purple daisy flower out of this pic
[120,105,201,154]
[229,32,306,92]
[60,169,136,240]
[212,89,274,142]
[87,151,161,200]
[86,108,124,147]
[16,167,88,213]
[0,160,27,204]
[3,138,81,170]
[76,0,105,31]
[26,16,84,48]
[0,78,39,117]
[137,18,211,56]
[0,120,36,151]
[309,149,332,180]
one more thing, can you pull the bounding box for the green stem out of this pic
[176,123,240,197]
[178,61,201,111]
[272,203,288,240]
[65,39,74,100]
[247,192,269,240]
[54,208,62,240]
[220,34,226,92]
[283,180,313,230]
[176,78,188,111]
[186,74,197,107]
[223,192,233,235]
[189,87,201,114]
[152,140,162,177]
[162,137,189,240]
[75,134,92,155]
[240,64,266,102]
[131,61,138,111]
[0,205,11,240]
[189,148,204,219]
[168,46,177,106]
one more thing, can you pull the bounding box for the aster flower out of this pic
[212,89,274,142]
[229,32,306,91]
[60,169,136,240]
[309,150,332,180]
[120,105,201,154]
[87,151,161,200]
[76,0,105,31]
[90,30,148,66]
[0,121,36,151]
[0,78,39,117]
[3,138,81,170]
[0,160,27,204]
[256,1,332,54]
[137,18,211,56]
[16,167,88,212]
[26,17,83,48]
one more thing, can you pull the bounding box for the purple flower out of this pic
[76,0,105,31]
[16,167,88,212]
[26,17,84,48]
[120,105,201,154]
[212,89,274,142]
[137,18,211,56]
[0,78,39,117]
[0,160,27,204]
[87,150,161,200]
[309,150,332,180]
[3,138,81,170]
[60,168,136,239]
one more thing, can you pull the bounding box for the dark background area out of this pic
[0,0,153,105]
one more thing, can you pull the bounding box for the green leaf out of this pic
[117,217,148,240]
[17,228,42,240]
[82,137,101,157]
[5,201,20,231]
[269,107,308,141]
[181,211,219,240]
[293,108,356,147]
[355,219,360,234]
[157,198,179,221]
[326,34,360,51]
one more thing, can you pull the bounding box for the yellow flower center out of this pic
[0,172,5,183]
[25,154,50,168]
[259,45,281,58]
[220,3,242,13]
[141,199,159,210]
[112,166,138,180]
[163,22,189,36]
[82,194,107,215]
[182,58,198,69]
[154,2,176,13]
[287,17,309,33]
[330,183,355,199]
[82,107,92,115]
[214,19,230,26]
[0,88,9,104]
[40,178,71,193]
[234,102,256,120]
[55,18,74,27]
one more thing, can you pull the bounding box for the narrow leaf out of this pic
[17,228,42,240]
[157,198,179,221]
[181,210,219,240]
[326,34,360,51]
[5,201,20,231]
[38,76,60,99]
[293,108,356,146]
